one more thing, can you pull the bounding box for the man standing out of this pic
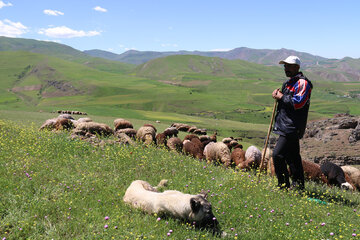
[272,56,313,190]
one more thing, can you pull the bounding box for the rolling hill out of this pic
[0,36,136,75]
[85,47,360,82]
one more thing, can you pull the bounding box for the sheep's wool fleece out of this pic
[204,142,231,165]
[74,122,113,133]
[136,126,156,140]
[245,146,261,162]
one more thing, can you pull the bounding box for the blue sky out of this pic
[0,0,359,59]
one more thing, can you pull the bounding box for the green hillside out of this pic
[0,37,135,75]
[1,51,360,133]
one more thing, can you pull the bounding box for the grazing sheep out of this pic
[77,117,92,123]
[143,124,157,133]
[39,118,58,131]
[244,146,262,170]
[58,114,74,120]
[156,133,167,146]
[136,126,156,145]
[54,118,75,130]
[73,117,93,127]
[320,162,354,190]
[184,134,200,141]
[188,126,197,133]
[194,129,207,135]
[72,122,114,136]
[199,135,210,142]
[222,137,233,144]
[163,127,178,138]
[260,147,275,176]
[203,142,231,167]
[183,138,204,160]
[341,166,360,190]
[167,137,183,153]
[123,179,221,234]
[300,160,327,183]
[230,145,246,168]
[114,119,133,131]
[115,128,137,139]
[116,132,135,145]
[177,124,191,132]
[209,132,217,142]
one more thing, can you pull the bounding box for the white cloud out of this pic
[38,26,101,38]
[0,1,12,9]
[0,19,27,37]
[93,6,107,12]
[43,9,64,16]
[125,47,137,51]
[161,43,178,48]
[209,48,232,52]
[40,39,62,43]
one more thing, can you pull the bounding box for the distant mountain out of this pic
[0,36,87,60]
[0,36,136,74]
[84,47,327,67]
[85,48,360,82]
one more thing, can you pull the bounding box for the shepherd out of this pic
[272,56,313,190]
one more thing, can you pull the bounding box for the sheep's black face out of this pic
[190,196,220,233]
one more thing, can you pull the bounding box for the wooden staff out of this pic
[258,100,277,175]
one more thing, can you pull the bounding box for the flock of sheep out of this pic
[39,113,360,192]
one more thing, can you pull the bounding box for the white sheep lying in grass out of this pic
[203,142,231,167]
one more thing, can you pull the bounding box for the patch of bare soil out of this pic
[301,114,360,166]
[159,80,212,87]
[11,85,42,92]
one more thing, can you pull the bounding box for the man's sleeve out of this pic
[292,79,312,109]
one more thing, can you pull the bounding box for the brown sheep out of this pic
[184,134,200,141]
[115,128,137,139]
[72,122,114,136]
[156,133,167,146]
[209,132,217,142]
[183,138,204,160]
[188,126,197,133]
[114,119,134,131]
[199,135,210,142]
[260,147,275,176]
[167,137,183,153]
[54,118,75,130]
[163,127,178,138]
[177,124,191,132]
[230,145,246,168]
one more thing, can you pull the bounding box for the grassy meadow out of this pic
[0,120,359,240]
[1,51,360,127]
[1,47,360,239]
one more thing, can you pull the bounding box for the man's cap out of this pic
[279,56,301,66]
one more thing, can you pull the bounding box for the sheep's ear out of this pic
[199,190,208,199]
[190,198,201,213]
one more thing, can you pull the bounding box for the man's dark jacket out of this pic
[273,72,313,139]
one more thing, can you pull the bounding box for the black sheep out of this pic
[320,162,353,190]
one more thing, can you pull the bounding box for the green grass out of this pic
[1,51,359,127]
[0,120,359,239]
